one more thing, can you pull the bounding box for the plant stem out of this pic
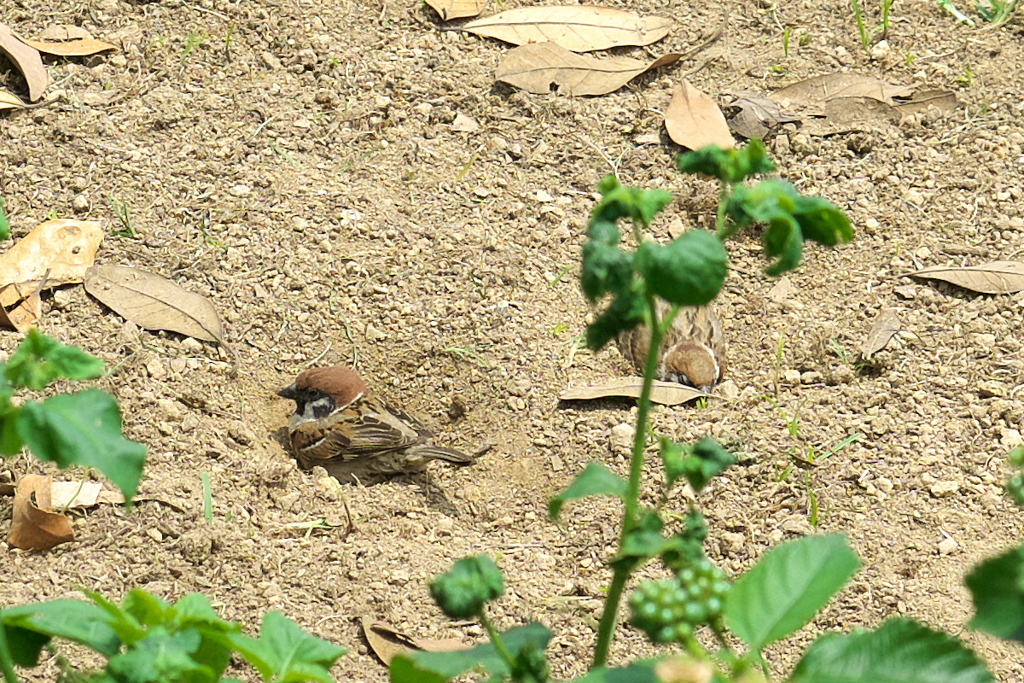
[0,617,19,683]
[480,610,517,674]
[592,293,668,668]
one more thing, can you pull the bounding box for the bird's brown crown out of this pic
[664,344,718,389]
[293,366,368,407]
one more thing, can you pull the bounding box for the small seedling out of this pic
[182,30,207,62]
[201,472,213,525]
[850,0,895,52]
[109,197,138,238]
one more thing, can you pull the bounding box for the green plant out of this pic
[850,0,894,51]
[0,589,345,683]
[109,197,138,239]
[182,30,207,62]
[937,0,1018,25]
[0,198,9,241]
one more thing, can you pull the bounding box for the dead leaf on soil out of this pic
[0,23,49,102]
[8,475,75,551]
[451,113,480,132]
[892,89,958,117]
[21,35,117,57]
[907,261,1024,294]
[0,89,25,111]
[1,289,43,332]
[84,264,226,343]
[861,308,901,356]
[496,42,680,97]
[360,617,470,666]
[560,377,708,405]
[798,96,902,136]
[768,73,914,114]
[38,26,92,41]
[49,481,118,509]
[464,6,672,52]
[426,0,483,20]
[664,80,733,150]
[725,92,801,140]
[767,276,796,302]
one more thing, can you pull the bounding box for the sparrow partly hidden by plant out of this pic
[617,300,727,393]
[278,366,482,484]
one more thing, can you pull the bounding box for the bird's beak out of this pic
[277,383,298,400]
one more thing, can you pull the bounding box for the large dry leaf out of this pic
[426,0,484,20]
[726,92,800,140]
[561,377,707,406]
[861,308,901,356]
[908,261,1024,294]
[50,481,113,509]
[799,96,901,136]
[893,89,958,117]
[496,42,680,96]
[21,35,117,57]
[0,23,49,102]
[361,618,469,666]
[84,264,226,343]
[8,475,75,551]
[769,74,914,114]
[664,80,733,150]
[0,89,25,111]
[0,219,104,307]
[464,6,672,52]
[1,290,43,332]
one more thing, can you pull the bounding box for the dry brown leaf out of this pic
[0,23,49,102]
[908,261,1024,294]
[39,26,92,41]
[664,80,733,150]
[464,6,672,52]
[799,96,901,136]
[8,475,75,551]
[0,89,25,111]
[893,89,958,117]
[767,276,796,302]
[861,308,901,356]
[726,92,800,140]
[496,42,680,97]
[560,377,707,406]
[426,0,484,20]
[1,290,43,332]
[21,36,117,57]
[361,617,470,666]
[84,264,226,343]
[0,219,104,308]
[769,74,914,114]
[50,481,106,509]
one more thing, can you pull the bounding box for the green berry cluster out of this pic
[629,559,731,644]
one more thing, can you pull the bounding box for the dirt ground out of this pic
[1,0,1023,679]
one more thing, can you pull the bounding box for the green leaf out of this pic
[725,534,860,651]
[1,599,121,660]
[762,212,803,277]
[549,462,628,520]
[573,660,659,683]
[581,238,633,302]
[681,438,736,493]
[791,618,993,683]
[17,389,147,501]
[0,197,9,241]
[585,286,645,351]
[0,394,22,456]
[122,589,171,629]
[229,611,345,683]
[676,140,776,183]
[4,329,105,390]
[614,511,678,572]
[391,623,551,682]
[966,544,1024,642]
[106,627,212,683]
[791,196,854,246]
[429,555,505,619]
[635,230,728,306]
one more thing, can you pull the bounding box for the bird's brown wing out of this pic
[666,304,727,376]
[290,397,425,465]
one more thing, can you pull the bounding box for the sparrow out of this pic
[277,366,477,484]
[617,300,727,393]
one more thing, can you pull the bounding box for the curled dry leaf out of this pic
[464,6,672,52]
[892,89,958,117]
[21,35,117,57]
[560,377,708,406]
[426,0,484,20]
[84,264,226,343]
[0,89,25,111]
[767,275,796,303]
[8,475,75,551]
[861,308,902,356]
[664,80,734,150]
[496,42,680,97]
[360,617,469,666]
[768,73,914,114]
[38,26,92,41]
[0,22,49,102]
[726,92,800,140]
[908,260,1024,294]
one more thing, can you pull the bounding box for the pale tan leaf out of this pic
[426,0,484,20]
[893,89,958,117]
[1,291,42,332]
[21,36,117,57]
[38,26,92,41]
[726,91,800,140]
[465,6,672,52]
[8,475,75,551]
[860,308,901,356]
[769,74,914,114]
[0,23,49,102]
[50,481,105,509]
[361,617,470,666]
[908,261,1024,294]
[0,89,25,111]
[767,276,796,302]
[0,219,104,307]
[496,42,680,97]
[84,264,226,343]
[799,96,900,136]
[664,80,734,150]
[560,377,707,406]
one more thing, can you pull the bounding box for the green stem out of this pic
[480,610,517,675]
[592,293,668,669]
[0,616,20,683]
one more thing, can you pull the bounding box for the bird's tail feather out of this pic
[407,444,476,465]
